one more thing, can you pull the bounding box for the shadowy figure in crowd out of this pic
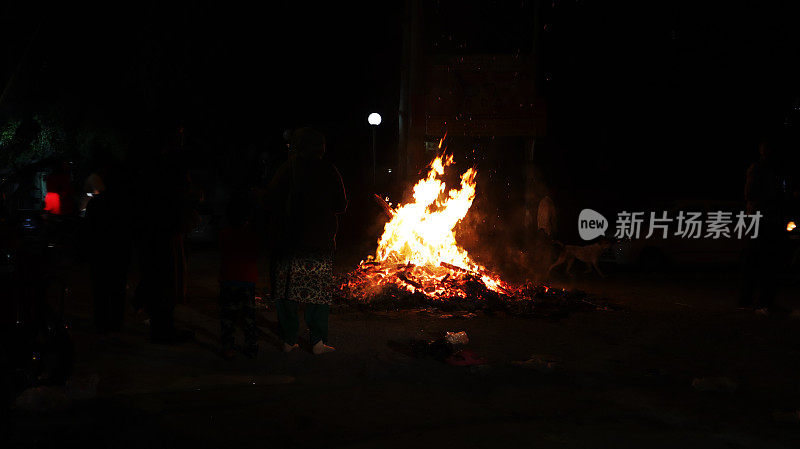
[268,127,346,354]
[218,193,260,359]
[256,132,290,291]
[134,130,197,343]
[81,156,108,212]
[261,131,291,186]
[84,159,131,335]
[740,140,785,313]
[537,192,557,239]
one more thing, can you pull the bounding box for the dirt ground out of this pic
[7,245,800,449]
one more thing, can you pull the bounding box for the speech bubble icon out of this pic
[578,209,608,241]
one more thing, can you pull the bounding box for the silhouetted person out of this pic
[268,128,346,354]
[218,194,260,359]
[537,193,557,238]
[135,132,196,343]
[85,163,131,335]
[740,140,784,312]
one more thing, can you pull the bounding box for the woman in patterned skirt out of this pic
[267,127,347,354]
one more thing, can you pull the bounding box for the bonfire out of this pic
[339,144,548,307]
[337,138,613,317]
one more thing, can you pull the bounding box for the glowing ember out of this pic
[341,147,523,301]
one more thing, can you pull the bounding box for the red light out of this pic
[44,192,61,214]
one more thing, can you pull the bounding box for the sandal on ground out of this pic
[313,341,336,355]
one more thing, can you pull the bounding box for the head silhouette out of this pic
[290,127,326,159]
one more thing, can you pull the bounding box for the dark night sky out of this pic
[2,1,402,172]
[2,1,799,206]
[542,0,800,203]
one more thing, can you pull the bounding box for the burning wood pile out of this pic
[341,259,523,302]
[337,149,605,316]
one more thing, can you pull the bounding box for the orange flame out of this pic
[376,153,476,269]
[347,150,512,299]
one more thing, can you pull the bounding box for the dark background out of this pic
[2,0,799,228]
[1,1,403,184]
[540,0,800,203]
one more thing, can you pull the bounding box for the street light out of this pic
[368,113,381,185]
